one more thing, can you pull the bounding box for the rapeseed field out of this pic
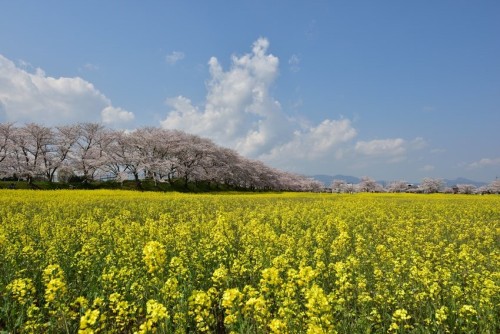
[0,190,498,333]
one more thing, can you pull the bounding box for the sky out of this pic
[1,1,499,182]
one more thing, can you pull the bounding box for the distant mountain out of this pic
[312,175,488,188]
[444,178,487,188]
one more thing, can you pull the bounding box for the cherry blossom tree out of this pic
[173,134,213,188]
[0,123,13,177]
[149,129,189,185]
[40,125,79,182]
[331,179,347,193]
[357,176,383,193]
[8,123,54,184]
[386,180,410,193]
[104,129,141,181]
[70,123,110,182]
[419,178,445,193]
[456,184,477,194]
[0,121,330,191]
[487,179,500,194]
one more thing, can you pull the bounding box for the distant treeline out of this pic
[330,176,500,194]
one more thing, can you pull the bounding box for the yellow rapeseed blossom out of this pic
[42,264,68,315]
[188,290,214,332]
[389,308,412,332]
[222,288,243,327]
[78,309,100,334]
[6,278,36,305]
[269,318,287,333]
[136,299,169,334]
[435,305,448,325]
[0,190,498,333]
[142,241,166,274]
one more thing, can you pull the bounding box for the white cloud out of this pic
[18,59,33,71]
[82,63,99,71]
[162,38,290,157]
[165,51,185,65]
[261,119,357,162]
[0,54,133,126]
[161,38,358,162]
[410,137,427,150]
[355,138,407,157]
[101,106,134,125]
[353,137,427,166]
[467,157,500,169]
[289,54,300,72]
[160,38,427,175]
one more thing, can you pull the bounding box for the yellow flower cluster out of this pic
[42,264,68,315]
[136,299,169,334]
[0,190,498,333]
[143,240,167,274]
[6,277,35,305]
[389,308,412,332]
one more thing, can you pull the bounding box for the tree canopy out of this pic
[0,122,322,191]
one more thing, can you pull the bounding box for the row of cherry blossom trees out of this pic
[0,122,323,191]
[331,177,500,194]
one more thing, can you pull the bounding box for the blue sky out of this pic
[1,1,499,182]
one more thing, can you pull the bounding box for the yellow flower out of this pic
[146,299,168,322]
[222,288,242,309]
[435,306,448,324]
[189,290,214,332]
[143,241,166,274]
[43,264,65,282]
[304,284,334,333]
[222,288,243,327]
[212,265,229,287]
[6,278,36,305]
[260,267,282,294]
[389,308,412,332]
[392,308,411,321]
[136,299,169,334]
[44,277,67,309]
[79,309,100,334]
[269,318,287,333]
[459,304,477,317]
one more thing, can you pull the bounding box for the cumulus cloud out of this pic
[162,38,293,157]
[355,138,407,157]
[161,38,357,162]
[0,54,133,126]
[291,120,354,156]
[354,137,426,159]
[160,38,426,174]
[101,106,135,125]
[165,51,185,65]
[467,157,500,169]
[260,119,357,167]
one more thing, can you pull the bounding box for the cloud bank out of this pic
[468,157,500,169]
[160,38,424,173]
[161,39,357,160]
[0,54,133,127]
